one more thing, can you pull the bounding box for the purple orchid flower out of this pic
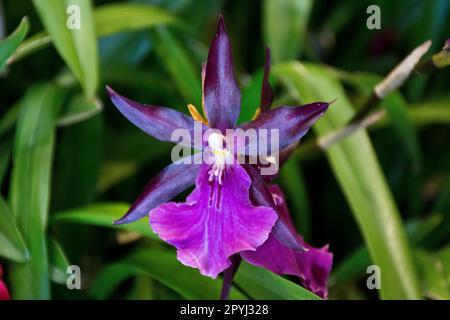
[107,16,331,298]
[241,177,333,299]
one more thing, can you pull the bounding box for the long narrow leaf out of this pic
[0,196,28,263]
[51,203,158,240]
[235,262,320,300]
[95,3,177,36]
[153,27,202,107]
[48,238,70,285]
[12,3,176,65]
[8,83,65,299]
[0,17,29,71]
[263,0,312,62]
[32,0,99,98]
[90,249,246,300]
[274,62,421,299]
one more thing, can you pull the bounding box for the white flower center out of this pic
[207,133,231,185]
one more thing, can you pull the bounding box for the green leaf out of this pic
[5,31,51,65]
[274,62,421,299]
[0,196,28,263]
[415,248,450,300]
[91,249,246,300]
[338,71,423,172]
[238,69,264,124]
[96,161,139,193]
[278,159,311,240]
[57,94,102,127]
[330,246,370,286]
[48,238,70,285]
[0,102,20,138]
[423,178,450,247]
[98,130,171,192]
[32,0,99,98]
[53,114,103,210]
[0,17,29,71]
[263,0,312,62]
[95,3,177,37]
[52,203,317,299]
[331,214,443,286]
[154,27,202,107]
[0,142,11,187]
[51,203,158,240]
[235,262,320,300]
[90,263,138,299]
[8,83,65,299]
[409,98,450,126]
[13,3,177,65]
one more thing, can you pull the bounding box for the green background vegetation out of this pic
[0,0,449,300]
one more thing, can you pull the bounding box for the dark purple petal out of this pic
[201,61,206,112]
[106,86,204,148]
[243,164,307,252]
[114,155,200,224]
[150,163,277,278]
[241,185,333,299]
[248,142,298,183]
[248,156,279,182]
[239,102,329,155]
[203,16,241,131]
[260,46,273,113]
[220,255,241,300]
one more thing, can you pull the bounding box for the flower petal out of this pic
[239,102,329,155]
[0,281,9,300]
[106,86,205,148]
[115,155,200,225]
[260,46,273,113]
[203,16,241,131]
[150,163,278,278]
[241,185,333,299]
[243,164,307,252]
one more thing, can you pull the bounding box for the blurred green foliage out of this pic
[0,0,449,300]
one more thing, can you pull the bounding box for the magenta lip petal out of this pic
[149,163,278,278]
[239,102,329,155]
[241,185,333,299]
[106,86,205,148]
[114,155,200,225]
[203,16,241,132]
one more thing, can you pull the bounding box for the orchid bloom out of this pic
[107,16,332,298]
[0,265,10,300]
